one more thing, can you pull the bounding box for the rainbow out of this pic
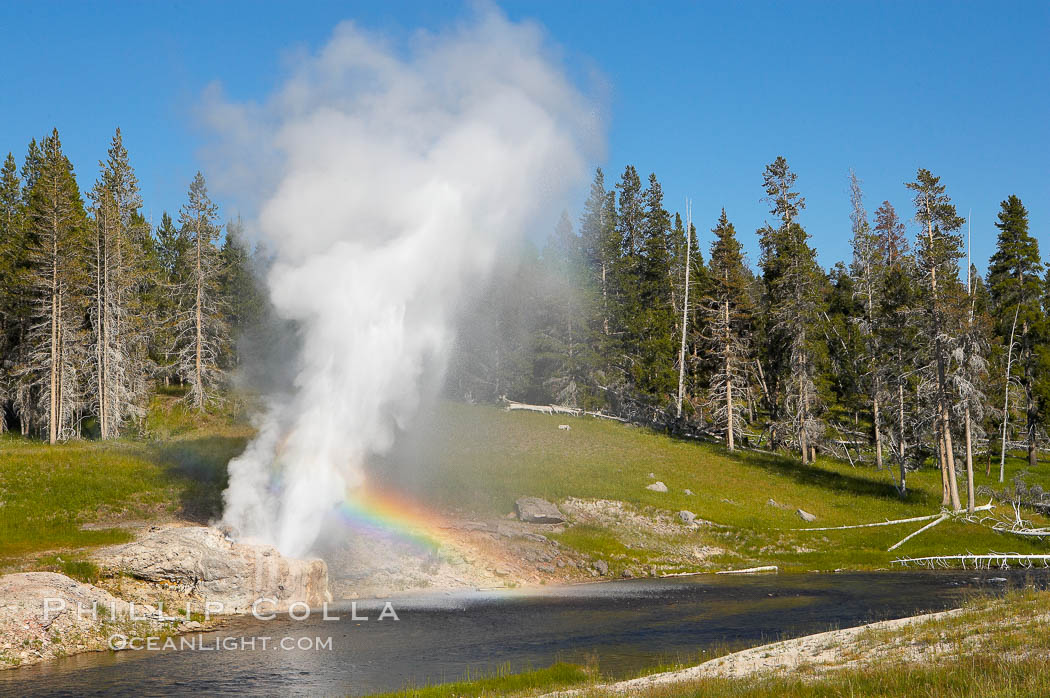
[333,484,466,553]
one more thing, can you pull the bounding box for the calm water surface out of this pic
[1,570,1043,697]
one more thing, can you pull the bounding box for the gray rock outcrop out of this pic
[0,572,174,669]
[646,481,669,493]
[515,497,566,524]
[796,509,817,522]
[94,525,330,613]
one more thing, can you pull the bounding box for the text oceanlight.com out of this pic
[108,635,335,651]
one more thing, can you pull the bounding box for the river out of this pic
[0,570,1042,697]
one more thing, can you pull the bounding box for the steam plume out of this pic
[214,11,599,555]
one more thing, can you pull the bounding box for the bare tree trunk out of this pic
[1000,304,1019,482]
[872,382,883,470]
[194,220,204,411]
[676,201,691,419]
[944,432,953,503]
[898,381,906,461]
[964,406,975,513]
[799,373,809,464]
[48,219,59,445]
[941,400,962,511]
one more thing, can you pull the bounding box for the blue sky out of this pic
[1,1,1046,272]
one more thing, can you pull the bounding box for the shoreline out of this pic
[1,566,1010,676]
[546,607,965,696]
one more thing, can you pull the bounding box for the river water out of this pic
[1,570,1043,697]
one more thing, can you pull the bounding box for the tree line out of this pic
[448,157,1048,511]
[0,128,264,442]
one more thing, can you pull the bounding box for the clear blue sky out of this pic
[1,1,1047,272]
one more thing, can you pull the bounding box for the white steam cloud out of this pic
[212,11,600,556]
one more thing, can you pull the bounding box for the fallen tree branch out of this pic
[716,565,778,575]
[887,514,948,551]
[892,553,1050,569]
[793,503,994,531]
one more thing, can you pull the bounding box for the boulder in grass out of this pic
[796,508,817,522]
[646,481,669,493]
[678,510,696,524]
[515,497,566,524]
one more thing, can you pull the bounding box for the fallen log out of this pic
[887,514,948,551]
[892,553,1050,569]
[716,565,778,575]
[792,503,994,532]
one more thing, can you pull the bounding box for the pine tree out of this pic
[21,139,43,196]
[220,216,266,368]
[577,169,620,407]
[906,168,966,510]
[0,153,24,431]
[846,171,887,469]
[534,211,592,405]
[871,201,917,494]
[86,128,153,437]
[153,212,187,386]
[757,157,827,463]
[630,173,676,412]
[703,209,752,449]
[173,172,226,410]
[987,195,1044,475]
[19,129,90,443]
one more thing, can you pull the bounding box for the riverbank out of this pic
[371,584,1050,697]
[557,585,1050,697]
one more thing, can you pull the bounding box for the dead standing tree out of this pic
[907,169,966,512]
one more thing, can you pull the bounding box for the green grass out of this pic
[0,393,250,569]
[375,402,1050,572]
[373,661,593,698]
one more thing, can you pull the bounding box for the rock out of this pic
[593,559,609,576]
[796,508,817,522]
[684,489,694,496]
[621,568,635,579]
[0,572,168,669]
[514,497,566,524]
[556,560,566,568]
[537,564,556,574]
[558,424,571,431]
[678,510,696,524]
[93,525,330,613]
[648,472,657,479]
[646,481,669,493]
[494,567,511,577]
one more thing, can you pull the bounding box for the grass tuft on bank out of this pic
[374,661,593,698]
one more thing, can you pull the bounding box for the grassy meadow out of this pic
[0,391,250,571]
[376,402,1050,573]
[2,395,1048,577]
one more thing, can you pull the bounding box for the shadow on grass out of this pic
[719,445,932,507]
[147,435,247,524]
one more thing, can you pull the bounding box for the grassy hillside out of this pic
[0,393,249,570]
[376,402,1050,572]
[2,397,1047,576]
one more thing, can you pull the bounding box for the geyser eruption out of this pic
[217,11,599,556]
